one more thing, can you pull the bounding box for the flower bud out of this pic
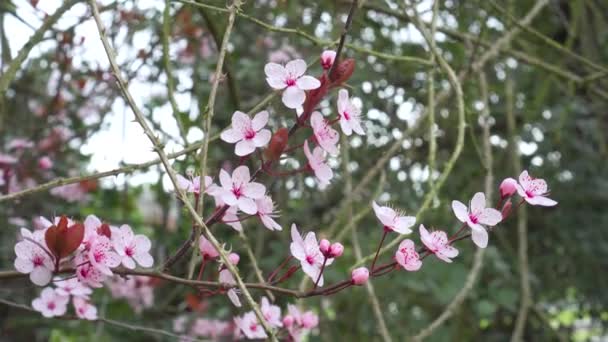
[329,242,344,258]
[330,58,355,85]
[499,178,518,199]
[351,267,369,285]
[319,239,330,254]
[38,156,53,170]
[301,311,319,329]
[228,253,240,265]
[282,315,294,327]
[320,50,336,70]
[501,200,513,220]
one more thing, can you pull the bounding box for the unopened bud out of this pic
[329,242,344,258]
[330,58,355,85]
[501,200,513,220]
[319,239,330,254]
[499,178,518,199]
[228,252,240,265]
[282,315,294,327]
[351,267,369,285]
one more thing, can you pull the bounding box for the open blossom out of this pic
[320,50,336,70]
[337,89,365,136]
[14,228,54,286]
[199,235,219,260]
[290,224,332,286]
[515,170,557,206]
[88,235,121,276]
[32,288,69,318]
[372,201,416,234]
[310,111,339,155]
[303,140,333,186]
[54,277,92,298]
[72,297,98,320]
[395,239,422,271]
[235,311,267,339]
[220,111,272,156]
[256,195,282,231]
[219,268,241,307]
[260,296,283,328]
[452,192,502,248]
[218,166,266,215]
[419,225,458,263]
[284,304,318,341]
[112,224,154,269]
[176,174,219,196]
[75,253,106,288]
[265,59,321,109]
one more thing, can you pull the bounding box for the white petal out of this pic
[253,129,271,147]
[242,182,266,199]
[451,200,469,223]
[232,166,251,186]
[470,226,489,248]
[296,75,321,90]
[238,197,258,215]
[339,118,353,136]
[478,208,502,226]
[228,289,241,307]
[134,253,154,268]
[526,195,557,206]
[372,201,396,227]
[315,164,333,184]
[134,235,151,252]
[251,111,269,131]
[285,59,307,78]
[470,192,486,213]
[122,257,136,269]
[337,89,349,113]
[219,169,232,189]
[220,128,242,143]
[14,257,33,274]
[30,267,52,286]
[282,86,306,109]
[394,216,416,234]
[264,63,287,89]
[176,174,192,192]
[235,140,256,156]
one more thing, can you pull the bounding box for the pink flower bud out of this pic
[501,200,513,220]
[499,178,518,199]
[282,315,294,327]
[320,50,336,70]
[329,242,344,258]
[301,311,319,329]
[228,253,240,265]
[319,239,330,254]
[351,267,369,285]
[38,156,53,170]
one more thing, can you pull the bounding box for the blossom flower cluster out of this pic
[13,214,155,319]
[106,275,156,313]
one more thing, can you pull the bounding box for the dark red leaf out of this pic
[330,58,356,85]
[97,223,112,238]
[264,128,289,161]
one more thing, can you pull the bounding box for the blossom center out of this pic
[250,323,258,331]
[305,255,315,265]
[93,250,104,263]
[525,190,535,198]
[286,78,296,87]
[232,186,243,198]
[125,246,135,257]
[33,255,44,267]
[342,111,351,120]
[47,302,56,310]
[244,129,256,140]
[468,214,479,224]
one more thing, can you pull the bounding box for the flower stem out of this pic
[196,260,207,281]
[267,256,292,283]
[313,257,328,289]
[371,229,388,271]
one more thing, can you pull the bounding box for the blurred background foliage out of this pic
[1,0,607,341]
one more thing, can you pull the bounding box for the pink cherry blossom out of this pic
[176,174,219,196]
[499,178,518,198]
[88,235,121,276]
[54,277,92,298]
[32,287,69,318]
[75,253,106,288]
[452,192,502,248]
[199,235,219,260]
[310,111,339,155]
[72,297,98,320]
[419,224,459,263]
[220,111,272,156]
[395,239,422,271]
[223,204,243,231]
[228,252,240,265]
[372,201,416,234]
[256,195,282,231]
[219,268,241,307]
[235,311,267,339]
[320,50,336,70]
[337,89,365,136]
[301,311,319,329]
[303,140,333,186]
[112,224,154,269]
[38,156,53,170]
[260,296,283,328]
[264,59,321,109]
[106,276,155,313]
[515,170,557,206]
[218,166,266,215]
[289,224,332,286]
[14,228,54,286]
[351,267,369,285]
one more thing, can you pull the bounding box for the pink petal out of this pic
[232,166,251,186]
[251,111,269,131]
[264,63,287,89]
[478,208,502,226]
[134,252,154,268]
[238,197,257,215]
[242,182,266,199]
[337,89,349,114]
[315,164,333,184]
[518,170,531,189]
[219,169,232,189]
[526,195,557,206]
[231,111,251,133]
[14,257,33,273]
[451,200,469,223]
[470,226,488,248]
[282,86,306,109]
[394,216,416,234]
[176,174,192,192]
[285,59,307,78]
[235,140,256,156]
[220,128,242,143]
[253,129,271,147]
[122,257,136,269]
[30,267,52,286]
[134,235,151,252]
[372,201,396,227]
[227,289,242,307]
[296,75,320,90]
[470,192,486,213]
[339,118,353,136]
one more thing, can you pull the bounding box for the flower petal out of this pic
[238,197,258,215]
[470,192,486,213]
[220,128,242,143]
[282,86,306,109]
[253,129,271,147]
[296,75,320,90]
[251,111,269,131]
[242,182,266,199]
[285,59,306,78]
[451,200,469,223]
[478,208,502,226]
[235,140,256,156]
